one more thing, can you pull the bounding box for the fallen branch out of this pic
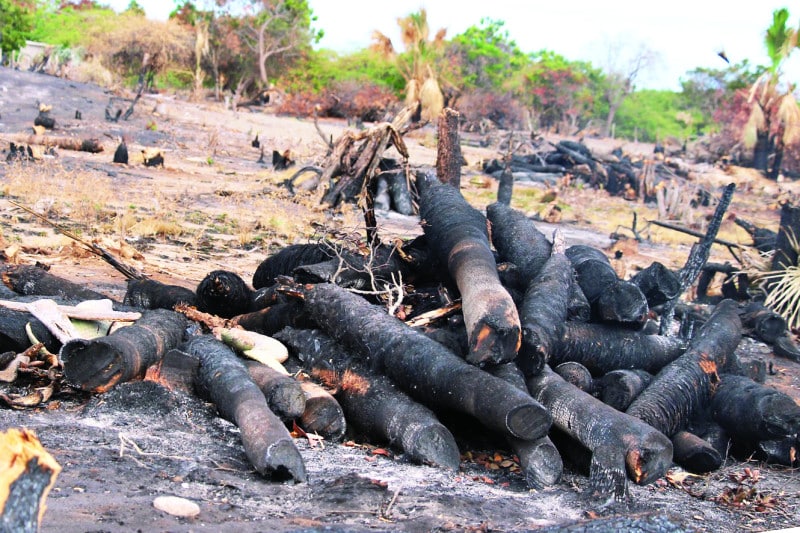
[6,200,146,281]
[10,133,103,153]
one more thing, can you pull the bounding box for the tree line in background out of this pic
[1,0,799,177]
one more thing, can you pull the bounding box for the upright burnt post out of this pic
[435,108,462,189]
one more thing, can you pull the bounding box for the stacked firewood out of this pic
[1,172,799,511]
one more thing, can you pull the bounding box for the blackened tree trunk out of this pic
[435,107,462,189]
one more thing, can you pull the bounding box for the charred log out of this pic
[626,299,742,437]
[187,335,306,481]
[61,309,187,393]
[123,279,197,310]
[670,430,722,474]
[275,327,460,469]
[710,373,800,442]
[244,360,306,421]
[196,270,254,318]
[2,264,109,302]
[486,202,552,281]
[527,366,673,502]
[418,174,521,365]
[551,322,686,376]
[554,362,595,393]
[290,282,551,441]
[595,369,652,411]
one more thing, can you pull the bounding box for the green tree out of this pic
[234,0,322,88]
[516,50,600,133]
[0,0,34,58]
[744,7,800,178]
[446,18,527,92]
[125,0,145,16]
[680,61,760,124]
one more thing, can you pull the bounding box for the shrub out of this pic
[456,90,527,131]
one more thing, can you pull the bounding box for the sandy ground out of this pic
[1,68,799,532]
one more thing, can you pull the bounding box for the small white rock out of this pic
[153,495,200,518]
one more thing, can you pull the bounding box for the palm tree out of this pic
[744,8,800,179]
[371,9,446,121]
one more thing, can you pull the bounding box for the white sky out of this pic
[104,0,800,91]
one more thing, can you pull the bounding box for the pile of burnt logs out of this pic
[1,177,799,505]
[482,139,695,200]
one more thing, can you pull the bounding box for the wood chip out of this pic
[152,495,200,518]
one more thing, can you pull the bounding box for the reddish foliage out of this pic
[326,81,398,123]
[277,82,398,123]
[58,0,101,10]
[456,90,526,131]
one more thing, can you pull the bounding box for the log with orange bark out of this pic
[0,428,61,532]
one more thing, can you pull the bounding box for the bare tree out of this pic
[597,39,659,137]
[237,0,315,88]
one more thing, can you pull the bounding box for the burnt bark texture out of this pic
[275,327,460,470]
[486,202,552,282]
[2,264,109,301]
[0,428,61,533]
[123,279,197,310]
[517,251,573,377]
[418,174,521,365]
[252,243,337,289]
[187,335,307,482]
[629,262,681,308]
[551,322,686,376]
[626,299,742,437]
[244,360,307,421]
[196,270,254,318]
[710,373,800,442]
[435,108,462,189]
[595,370,653,411]
[61,309,186,393]
[526,366,673,502]
[0,307,62,354]
[670,430,722,474]
[295,282,550,441]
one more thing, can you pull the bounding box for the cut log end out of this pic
[467,321,521,366]
[505,403,552,441]
[61,338,124,393]
[625,432,673,486]
[405,425,461,471]
[260,439,308,483]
